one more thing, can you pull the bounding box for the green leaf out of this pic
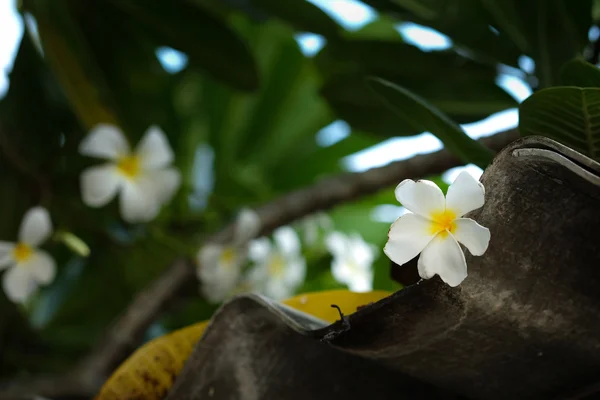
[0,31,75,168]
[316,39,517,137]
[31,2,120,129]
[30,0,180,137]
[174,20,334,205]
[368,77,495,168]
[108,0,259,91]
[247,0,341,37]
[479,0,529,53]
[519,87,600,161]
[270,132,381,191]
[559,59,600,87]
[512,0,593,88]
[368,0,593,88]
[343,15,404,40]
[71,1,175,136]
[361,0,522,66]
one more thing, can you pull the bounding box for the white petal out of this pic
[453,218,491,256]
[2,267,38,303]
[201,264,241,304]
[196,244,223,276]
[445,171,485,217]
[349,233,377,267]
[264,278,294,300]
[273,226,300,257]
[148,168,181,205]
[283,256,306,288]
[417,233,467,287]
[233,208,262,245]
[80,164,122,208]
[332,260,353,284]
[79,124,130,160]
[0,242,15,269]
[245,262,269,288]
[237,270,263,294]
[331,260,373,292]
[395,179,445,218]
[19,207,52,247]
[384,213,436,266]
[0,255,14,270]
[302,221,319,246]
[248,238,272,262]
[119,179,161,223]
[316,212,334,230]
[201,281,234,304]
[325,231,348,258]
[22,250,56,285]
[135,126,174,169]
[347,272,373,292]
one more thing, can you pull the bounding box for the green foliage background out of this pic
[1,0,599,381]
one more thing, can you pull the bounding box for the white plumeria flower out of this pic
[197,209,261,303]
[247,226,306,300]
[326,231,377,292]
[79,124,181,223]
[300,212,334,246]
[0,207,56,303]
[384,171,491,287]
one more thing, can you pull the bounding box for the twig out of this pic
[0,128,519,399]
[76,259,193,387]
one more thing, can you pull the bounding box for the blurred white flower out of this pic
[326,231,377,292]
[0,207,56,303]
[300,212,334,245]
[197,209,261,303]
[384,171,490,287]
[247,226,306,300]
[79,124,181,223]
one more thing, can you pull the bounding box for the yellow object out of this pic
[116,155,141,179]
[95,289,391,399]
[429,209,457,235]
[282,289,391,323]
[13,242,32,262]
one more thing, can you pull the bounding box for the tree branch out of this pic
[0,128,519,399]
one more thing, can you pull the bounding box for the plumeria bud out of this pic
[54,231,90,257]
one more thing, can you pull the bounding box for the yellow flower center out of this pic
[13,243,33,263]
[116,155,141,178]
[429,209,457,237]
[220,247,236,265]
[268,254,285,277]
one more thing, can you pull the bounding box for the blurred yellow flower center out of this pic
[117,155,141,178]
[13,243,33,263]
[268,254,285,276]
[429,209,457,236]
[220,247,236,265]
